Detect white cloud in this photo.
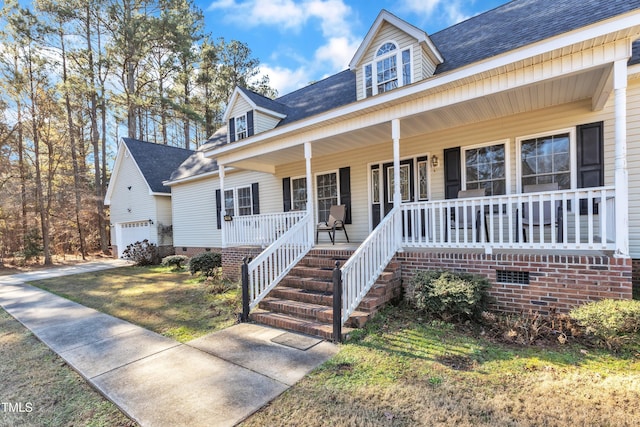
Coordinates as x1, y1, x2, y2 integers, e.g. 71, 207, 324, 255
314, 36, 361, 70
257, 65, 312, 95
399, 0, 442, 16
209, 0, 360, 95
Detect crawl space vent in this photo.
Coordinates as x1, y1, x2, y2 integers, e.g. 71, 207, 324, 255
496, 270, 530, 285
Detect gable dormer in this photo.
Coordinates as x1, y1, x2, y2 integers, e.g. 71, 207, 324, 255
349, 10, 443, 101
223, 87, 287, 143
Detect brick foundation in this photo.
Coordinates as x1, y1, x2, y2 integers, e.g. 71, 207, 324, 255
173, 246, 222, 258
396, 251, 633, 314
632, 259, 640, 299
221, 246, 264, 281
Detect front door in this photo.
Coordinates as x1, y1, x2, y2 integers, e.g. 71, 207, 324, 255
371, 158, 415, 228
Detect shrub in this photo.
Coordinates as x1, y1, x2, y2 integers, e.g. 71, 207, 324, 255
407, 270, 491, 322
189, 251, 222, 276
481, 309, 581, 346
122, 240, 159, 266
570, 299, 640, 351
162, 255, 189, 270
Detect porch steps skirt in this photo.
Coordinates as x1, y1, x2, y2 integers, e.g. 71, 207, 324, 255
250, 249, 402, 340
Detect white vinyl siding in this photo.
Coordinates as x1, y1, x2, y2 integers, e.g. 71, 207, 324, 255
108, 151, 157, 224
255, 111, 281, 134
228, 96, 252, 121
171, 171, 281, 249
626, 78, 640, 258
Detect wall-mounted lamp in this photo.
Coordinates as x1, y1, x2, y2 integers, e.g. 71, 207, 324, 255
431, 155, 439, 168
127, 186, 132, 190
148, 219, 154, 224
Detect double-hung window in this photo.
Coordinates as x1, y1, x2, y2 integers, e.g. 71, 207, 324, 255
237, 186, 252, 216
291, 177, 307, 211
224, 190, 235, 216
364, 42, 412, 97
316, 172, 338, 223
235, 115, 247, 140
464, 142, 507, 196
519, 130, 573, 190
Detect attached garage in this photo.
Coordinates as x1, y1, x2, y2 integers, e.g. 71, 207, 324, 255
114, 221, 153, 258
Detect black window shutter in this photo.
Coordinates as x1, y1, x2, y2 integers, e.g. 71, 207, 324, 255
215, 189, 221, 229
443, 147, 461, 199
229, 119, 235, 143
247, 111, 254, 137
251, 182, 260, 214
282, 177, 291, 212
577, 121, 604, 214
339, 167, 352, 224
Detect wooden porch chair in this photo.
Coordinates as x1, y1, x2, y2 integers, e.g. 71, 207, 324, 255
316, 205, 349, 245
452, 188, 487, 242
520, 182, 563, 242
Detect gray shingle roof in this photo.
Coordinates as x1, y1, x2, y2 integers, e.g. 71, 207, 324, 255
238, 86, 288, 116
122, 138, 193, 193
431, 0, 640, 74
169, 151, 219, 182
218, 0, 639, 145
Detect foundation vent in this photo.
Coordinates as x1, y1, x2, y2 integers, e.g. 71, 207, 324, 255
496, 270, 530, 285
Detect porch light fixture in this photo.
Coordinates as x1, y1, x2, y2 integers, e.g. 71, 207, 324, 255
431, 155, 439, 168
148, 219, 154, 224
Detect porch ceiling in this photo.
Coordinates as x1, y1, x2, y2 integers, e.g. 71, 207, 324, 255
228, 65, 609, 170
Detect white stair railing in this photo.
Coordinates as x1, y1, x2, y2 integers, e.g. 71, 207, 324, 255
225, 211, 307, 247
246, 213, 314, 310
340, 206, 401, 325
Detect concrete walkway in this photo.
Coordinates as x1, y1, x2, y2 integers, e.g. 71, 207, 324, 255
0, 261, 338, 426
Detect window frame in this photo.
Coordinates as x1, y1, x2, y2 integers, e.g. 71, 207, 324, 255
314, 169, 340, 223
290, 175, 308, 211
362, 41, 413, 97
236, 185, 253, 216
235, 114, 247, 140
223, 189, 235, 217
515, 128, 576, 193
461, 139, 511, 196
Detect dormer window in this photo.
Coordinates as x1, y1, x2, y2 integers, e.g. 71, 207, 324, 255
235, 115, 247, 140
364, 42, 412, 97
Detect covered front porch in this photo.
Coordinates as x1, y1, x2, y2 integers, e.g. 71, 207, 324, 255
209, 39, 634, 329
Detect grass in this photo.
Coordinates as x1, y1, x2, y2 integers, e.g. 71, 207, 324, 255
28, 265, 240, 342
9, 265, 640, 425
0, 309, 136, 427
241, 306, 640, 427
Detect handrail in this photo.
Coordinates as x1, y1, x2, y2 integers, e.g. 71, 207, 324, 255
247, 213, 313, 310
340, 206, 401, 325
225, 211, 307, 247
399, 186, 615, 251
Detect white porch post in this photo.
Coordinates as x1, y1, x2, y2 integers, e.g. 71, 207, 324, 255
219, 165, 227, 249
305, 142, 314, 242
392, 119, 402, 249
613, 59, 629, 258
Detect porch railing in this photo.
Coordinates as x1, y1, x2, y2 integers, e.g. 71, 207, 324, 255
399, 186, 616, 251
246, 212, 314, 310
225, 211, 307, 247
340, 205, 401, 325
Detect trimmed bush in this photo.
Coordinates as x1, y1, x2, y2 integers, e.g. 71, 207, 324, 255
189, 251, 222, 276
162, 255, 189, 270
407, 270, 491, 322
122, 240, 159, 266
570, 299, 640, 351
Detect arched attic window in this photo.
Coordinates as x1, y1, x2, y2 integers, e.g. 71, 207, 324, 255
364, 41, 412, 97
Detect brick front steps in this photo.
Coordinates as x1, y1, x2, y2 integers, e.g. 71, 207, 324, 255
250, 249, 402, 341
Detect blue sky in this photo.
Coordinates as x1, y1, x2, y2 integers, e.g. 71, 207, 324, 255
196, 0, 507, 95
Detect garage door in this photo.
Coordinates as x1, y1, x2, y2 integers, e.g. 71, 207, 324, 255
115, 221, 152, 258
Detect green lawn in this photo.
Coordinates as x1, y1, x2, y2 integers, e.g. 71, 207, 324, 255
12, 266, 640, 426
242, 307, 640, 427
29, 265, 240, 342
